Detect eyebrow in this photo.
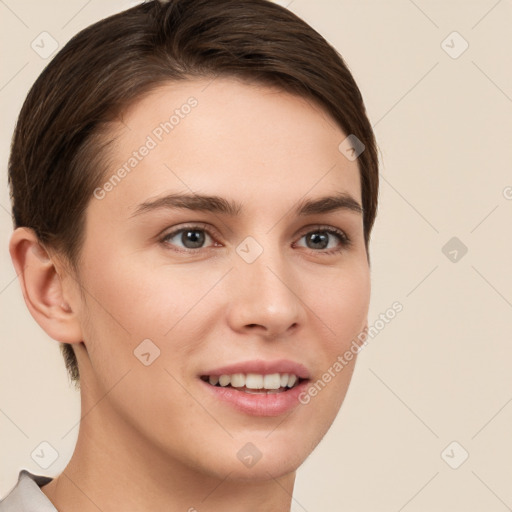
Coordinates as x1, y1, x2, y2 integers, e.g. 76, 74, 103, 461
130, 191, 363, 218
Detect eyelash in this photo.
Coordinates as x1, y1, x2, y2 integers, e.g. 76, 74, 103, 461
159, 223, 352, 255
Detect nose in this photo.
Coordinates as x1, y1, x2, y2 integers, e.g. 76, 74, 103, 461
225, 244, 305, 339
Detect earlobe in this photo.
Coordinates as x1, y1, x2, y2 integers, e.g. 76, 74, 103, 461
9, 227, 83, 344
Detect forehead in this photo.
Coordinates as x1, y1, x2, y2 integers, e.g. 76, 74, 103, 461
92, 77, 362, 220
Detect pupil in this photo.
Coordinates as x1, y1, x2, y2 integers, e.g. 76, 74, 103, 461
182, 230, 205, 248
308, 232, 328, 249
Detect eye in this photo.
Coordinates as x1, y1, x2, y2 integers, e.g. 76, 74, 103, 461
295, 227, 351, 254
160, 224, 218, 251
159, 223, 351, 254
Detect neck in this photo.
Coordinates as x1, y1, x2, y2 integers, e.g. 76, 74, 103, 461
41, 385, 296, 512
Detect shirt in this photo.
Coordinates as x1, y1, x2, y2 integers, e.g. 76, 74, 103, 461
0, 470, 57, 511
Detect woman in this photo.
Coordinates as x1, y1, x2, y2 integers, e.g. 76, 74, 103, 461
2, 0, 378, 510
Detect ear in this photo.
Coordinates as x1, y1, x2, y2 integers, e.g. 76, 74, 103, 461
9, 227, 83, 344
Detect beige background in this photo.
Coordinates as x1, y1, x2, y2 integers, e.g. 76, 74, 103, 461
1, 0, 511, 510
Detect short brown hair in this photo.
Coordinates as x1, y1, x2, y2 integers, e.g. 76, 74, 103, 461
8, 0, 379, 386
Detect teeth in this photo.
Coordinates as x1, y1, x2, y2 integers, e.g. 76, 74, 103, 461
205, 373, 301, 390
231, 373, 245, 388
245, 373, 263, 389
219, 375, 231, 387
244, 388, 263, 394
287, 374, 297, 388
263, 374, 281, 389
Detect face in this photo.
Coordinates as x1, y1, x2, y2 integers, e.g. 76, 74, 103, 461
72, 77, 370, 480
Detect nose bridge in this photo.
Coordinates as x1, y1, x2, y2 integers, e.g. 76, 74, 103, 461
228, 235, 302, 335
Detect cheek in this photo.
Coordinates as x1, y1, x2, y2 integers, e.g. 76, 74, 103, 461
78, 251, 226, 380
303, 263, 369, 406
82, 243, 188, 332
310, 263, 371, 348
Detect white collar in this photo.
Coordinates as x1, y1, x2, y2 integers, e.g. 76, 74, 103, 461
0, 470, 56, 512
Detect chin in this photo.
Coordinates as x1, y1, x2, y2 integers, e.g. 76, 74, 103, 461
189, 421, 327, 482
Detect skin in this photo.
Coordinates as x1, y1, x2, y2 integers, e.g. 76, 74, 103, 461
10, 77, 371, 512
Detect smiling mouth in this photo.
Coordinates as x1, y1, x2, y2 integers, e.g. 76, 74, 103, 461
200, 373, 306, 394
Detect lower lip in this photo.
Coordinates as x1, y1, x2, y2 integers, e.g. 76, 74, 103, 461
199, 378, 309, 417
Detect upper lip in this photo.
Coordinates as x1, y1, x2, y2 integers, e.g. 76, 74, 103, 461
200, 359, 310, 379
